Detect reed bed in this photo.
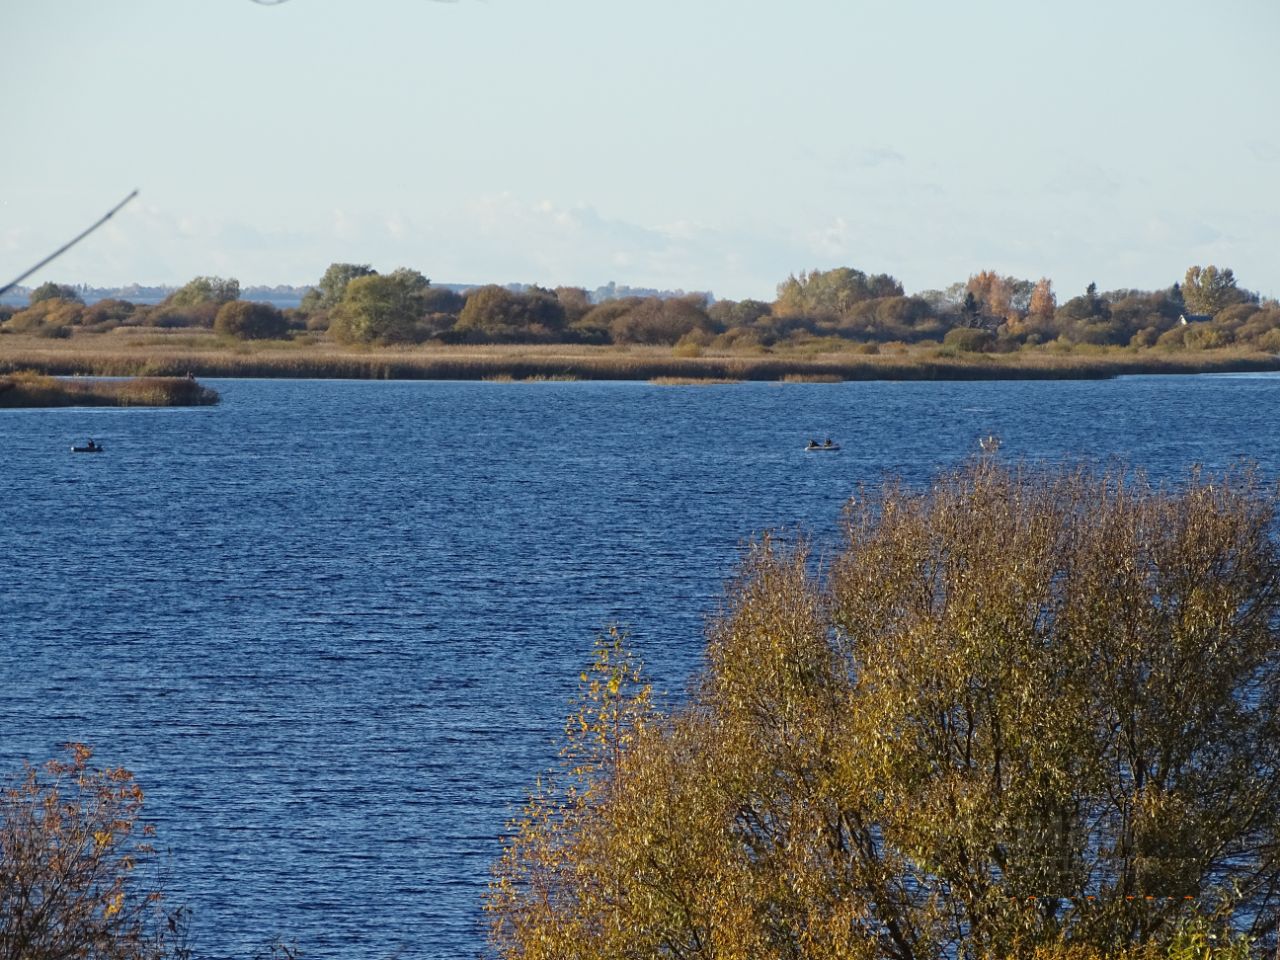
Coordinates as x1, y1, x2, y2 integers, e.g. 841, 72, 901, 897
780, 373, 845, 383
650, 377, 744, 386
0, 371, 220, 407
2, 332, 1277, 383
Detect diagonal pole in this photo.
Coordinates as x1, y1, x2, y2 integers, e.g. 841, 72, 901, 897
0, 189, 139, 298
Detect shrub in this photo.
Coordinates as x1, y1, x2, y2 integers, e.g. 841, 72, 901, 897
1129, 326, 1160, 348
489, 461, 1280, 960
214, 300, 289, 340
82, 298, 140, 330
943, 326, 995, 352
672, 330, 709, 357
1183, 324, 1230, 349
5, 298, 84, 332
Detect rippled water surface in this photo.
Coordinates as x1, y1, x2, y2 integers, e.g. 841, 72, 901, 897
2, 375, 1278, 958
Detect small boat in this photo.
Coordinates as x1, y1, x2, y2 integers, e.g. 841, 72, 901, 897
71, 441, 103, 453
806, 440, 841, 452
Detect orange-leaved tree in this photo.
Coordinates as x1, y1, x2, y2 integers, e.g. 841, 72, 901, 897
0, 744, 187, 960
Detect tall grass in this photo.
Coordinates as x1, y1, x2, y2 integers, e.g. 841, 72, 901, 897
0, 372, 219, 408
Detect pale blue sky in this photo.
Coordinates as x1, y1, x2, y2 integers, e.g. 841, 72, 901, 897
4, 0, 1277, 301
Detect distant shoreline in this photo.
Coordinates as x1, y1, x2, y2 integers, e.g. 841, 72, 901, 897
2, 333, 1277, 383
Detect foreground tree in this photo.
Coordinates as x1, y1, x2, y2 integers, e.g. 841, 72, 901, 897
489, 461, 1280, 959
0, 744, 186, 960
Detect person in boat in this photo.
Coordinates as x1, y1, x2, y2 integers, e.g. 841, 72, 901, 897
823, 438, 833, 447
808, 438, 819, 449
86, 438, 97, 451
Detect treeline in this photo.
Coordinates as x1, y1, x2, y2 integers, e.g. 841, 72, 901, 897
3, 262, 1278, 354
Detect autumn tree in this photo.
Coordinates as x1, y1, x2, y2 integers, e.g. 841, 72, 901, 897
607, 295, 713, 345
1029, 277, 1056, 319
4, 297, 85, 333
1183, 265, 1244, 316
490, 461, 1280, 960
0, 744, 186, 960
454, 285, 567, 342
553, 286, 594, 325
966, 270, 1014, 319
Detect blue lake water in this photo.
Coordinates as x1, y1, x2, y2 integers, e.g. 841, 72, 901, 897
1, 375, 1278, 959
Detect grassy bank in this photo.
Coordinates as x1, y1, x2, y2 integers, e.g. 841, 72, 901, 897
1, 329, 1277, 382
0, 371, 220, 408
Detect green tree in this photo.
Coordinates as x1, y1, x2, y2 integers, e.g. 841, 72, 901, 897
214, 300, 289, 340
1, 744, 187, 960
489, 461, 1280, 960
29, 281, 83, 305
329, 268, 430, 343
167, 276, 239, 309
1183, 265, 1243, 315
708, 298, 773, 328
1057, 282, 1110, 323
774, 267, 903, 318
300, 263, 376, 313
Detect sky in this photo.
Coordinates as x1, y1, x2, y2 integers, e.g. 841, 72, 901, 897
3, 0, 1278, 302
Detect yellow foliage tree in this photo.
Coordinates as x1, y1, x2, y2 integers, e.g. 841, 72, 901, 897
489, 462, 1280, 960
1029, 278, 1057, 320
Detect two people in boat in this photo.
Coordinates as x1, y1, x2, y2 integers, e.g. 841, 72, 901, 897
807, 438, 836, 449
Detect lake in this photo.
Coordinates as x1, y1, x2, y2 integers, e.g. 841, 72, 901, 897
1, 375, 1277, 959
